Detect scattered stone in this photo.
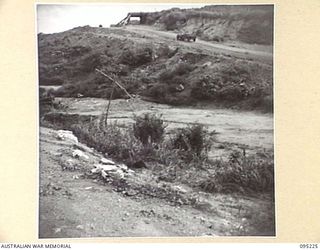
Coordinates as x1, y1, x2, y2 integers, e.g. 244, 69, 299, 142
73, 143, 94, 154
200, 217, 205, 223
62, 159, 78, 171
118, 164, 128, 171
123, 190, 138, 196
108, 169, 125, 180
101, 170, 108, 179
84, 187, 93, 190
76, 225, 84, 230
72, 149, 89, 160
56, 130, 78, 144
72, 175, 79, 179
172, 185, 187, 194
52, 185, 61, 191
140, 209, 156, 217
100, 158, 115, 165
93, 163, 118, 172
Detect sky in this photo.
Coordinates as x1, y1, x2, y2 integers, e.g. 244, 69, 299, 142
37, 3, 207, 34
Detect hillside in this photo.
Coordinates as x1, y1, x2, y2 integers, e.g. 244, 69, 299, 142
38, 5, 273, 112
143, 5, 274, 45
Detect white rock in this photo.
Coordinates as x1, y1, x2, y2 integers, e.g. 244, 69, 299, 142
101, 170, 108, 179
127, 169, 135, 174
118, 164, 128, 171
72, 149, 89, 160
76, 225, 84, 230
108, 169, 125, 179
57, 130, 78, 144
172, 185, 187, 194
91, 167, 101, 174
100, 158, 115, 165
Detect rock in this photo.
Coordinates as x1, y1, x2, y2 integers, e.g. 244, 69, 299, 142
127, 169, 135, 174
100, 158, 115, 165
202, 61, 212, 67
73, 143, 94, 154
91, 167, 101, 174
93, 163, 118, 172
101, 170, 108, 179
108, 169, 125, 179
200, 217, 205, 223
123, 190, 138, 196
118, 164, 128, 171
56, 130, 78, 144
172, 185, 187, 194
54, 228, 61, 234
62, 159, 77, 171
72, 149, 89, 160
52, 185, 61, 191
76, 225, 84, 230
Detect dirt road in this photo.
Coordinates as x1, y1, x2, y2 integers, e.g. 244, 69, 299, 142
123, 25, 273, 64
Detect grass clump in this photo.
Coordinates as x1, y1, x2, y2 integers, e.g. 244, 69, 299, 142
200, 151, 274, 194
71, 119, 144, 164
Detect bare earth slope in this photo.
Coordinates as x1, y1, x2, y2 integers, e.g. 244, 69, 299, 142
38, 23, 273, 112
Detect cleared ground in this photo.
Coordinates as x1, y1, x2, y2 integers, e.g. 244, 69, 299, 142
56, 97, 273, 158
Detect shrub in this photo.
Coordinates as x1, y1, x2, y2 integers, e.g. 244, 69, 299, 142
119, 47, 153, 67
200, 151, 274, 194
171, 124, 212, 158
71, 119, 144, 164
162, 12, 187, 30
79, 53, 102, 73
159, 63, 193, 83
133, 113, 166, 145
211, 35, 224, 42
144, 84, 169, 100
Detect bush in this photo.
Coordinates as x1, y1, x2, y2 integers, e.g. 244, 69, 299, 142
200, 151, 274, 194
71, 119, 144, 164
119, 47, 153, 67
144, 84, 169, 100
133, 113, 166, 145
159, 63, 193, 83
171, 124, 212, 158
162, 12, 187, 30
211, 35, 224, 42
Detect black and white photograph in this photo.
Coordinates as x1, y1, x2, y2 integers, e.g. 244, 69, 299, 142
38, 3, 275, 238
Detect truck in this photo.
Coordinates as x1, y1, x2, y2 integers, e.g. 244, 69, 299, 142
176, 33, 196, 42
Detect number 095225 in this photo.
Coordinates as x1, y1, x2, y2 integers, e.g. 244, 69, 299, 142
300, 244, 318, 249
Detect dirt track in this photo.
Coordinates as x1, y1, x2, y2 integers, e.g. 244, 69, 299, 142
123, 25, 273, 64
